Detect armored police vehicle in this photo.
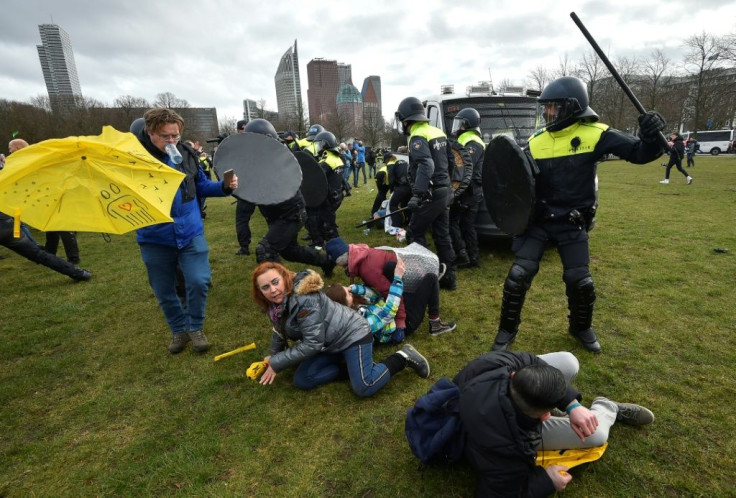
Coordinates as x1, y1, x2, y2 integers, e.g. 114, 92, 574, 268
424, 82, 542, 238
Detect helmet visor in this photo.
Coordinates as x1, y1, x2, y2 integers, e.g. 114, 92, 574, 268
451, 116, 465, 136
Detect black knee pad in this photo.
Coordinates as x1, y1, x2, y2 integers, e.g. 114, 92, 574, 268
506, 261, 537, 292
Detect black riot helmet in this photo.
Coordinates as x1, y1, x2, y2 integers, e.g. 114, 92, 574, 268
539, 76, 598, 132
395, 97, 429, 135
306, 124, 325, 141
130, 117, 145, 135
244, 118, 279, 140
314, 130, 339, 153
451, 107, 481, 136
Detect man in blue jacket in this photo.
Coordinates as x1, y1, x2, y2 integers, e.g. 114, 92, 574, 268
135, 108, 238, 354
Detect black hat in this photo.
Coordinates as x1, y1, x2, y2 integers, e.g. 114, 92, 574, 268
383, 151, 395, 163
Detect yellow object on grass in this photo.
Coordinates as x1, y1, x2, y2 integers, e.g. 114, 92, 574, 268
246, 361, 268, 380
214, 342, 256, 362
536, 443, 608, 469
0, 126, 185, 234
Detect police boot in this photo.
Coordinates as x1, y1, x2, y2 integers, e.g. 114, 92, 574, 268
255, 240, 281, 264
567, 277, 601, 354
492, 281, 527, 351
439, 265, 457, 291
455, 250, 470, 268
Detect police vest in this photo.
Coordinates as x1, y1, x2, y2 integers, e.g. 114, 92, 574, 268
408, 122, 451, 191
529, 121, 609, 216
375, 162, 388, 185
458, 131, 485, 184
320, 151, 345, 192
303, 141, 320, 157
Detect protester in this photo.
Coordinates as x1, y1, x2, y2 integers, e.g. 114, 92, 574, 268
325, 237, 456, 337
325, 256, 407, 344
134, 108, 238, 354
659, 132, 692, 185
685, 136, 698, 167
251, 261, 430, 396
491, 76, 666, 354
353, 140, 367, 186
452, 350, 654, 496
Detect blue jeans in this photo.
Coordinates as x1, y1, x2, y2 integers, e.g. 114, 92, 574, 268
140, 235, 211, 334
292, 340, 391, 397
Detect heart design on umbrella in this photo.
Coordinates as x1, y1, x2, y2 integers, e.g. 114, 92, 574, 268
119, 202, 133, 212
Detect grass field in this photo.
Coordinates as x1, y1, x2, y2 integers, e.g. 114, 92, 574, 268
1, 154, 735, 497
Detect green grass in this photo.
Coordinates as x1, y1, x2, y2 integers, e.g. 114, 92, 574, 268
2, 155, 735, 497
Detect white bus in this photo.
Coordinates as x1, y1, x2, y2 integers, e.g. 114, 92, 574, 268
684, 129, 734, 155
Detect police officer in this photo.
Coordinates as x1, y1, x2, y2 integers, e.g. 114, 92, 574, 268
369, 150, 390, 223
234, 119, 256, 255
311, 130, 346, 246
297, 124, 324, 157
395, 96, 457, 290
386, 151, 412, 228
491, 76, 666, 354
245, 119, 335, 276
450, 107, 485, 269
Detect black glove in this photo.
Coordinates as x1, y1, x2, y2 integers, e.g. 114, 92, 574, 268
407, 194, 423, 211
638, 111, 666, 143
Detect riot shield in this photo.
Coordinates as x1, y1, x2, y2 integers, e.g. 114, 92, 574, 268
294, 151, 328, 208
214, 132, 301, 205
482, 135, 536, 236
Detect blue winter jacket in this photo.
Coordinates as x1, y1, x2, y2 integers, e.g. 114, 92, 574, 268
135, 131, 229, 248
354, 143, 365, 163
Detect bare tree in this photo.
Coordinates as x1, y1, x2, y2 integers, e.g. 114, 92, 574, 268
554, 53, 574, 78
257, 99, 267, 118
575, 50, 606, 109
594, 56, 640, 132
526, 65, 550, 92
639, 49, 672, 111
327, 106, 352, 143
361, 106, 385, 147
153, 92, 190, 109
219, 116, 237, 135
682, 32, 724, 130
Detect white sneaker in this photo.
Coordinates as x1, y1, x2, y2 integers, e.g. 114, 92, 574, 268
687, 176, 693, 185
659, 179, 669, 184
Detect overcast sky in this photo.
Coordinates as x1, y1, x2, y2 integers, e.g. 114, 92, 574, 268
2, 0, 734, 126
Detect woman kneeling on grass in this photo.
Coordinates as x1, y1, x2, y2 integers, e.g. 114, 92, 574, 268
252, 261, 430, 396
325, 256, 406, 344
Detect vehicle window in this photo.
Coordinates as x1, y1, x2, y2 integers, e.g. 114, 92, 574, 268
427, 105, 440, 128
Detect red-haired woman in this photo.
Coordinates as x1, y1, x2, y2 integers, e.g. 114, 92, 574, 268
251, 261, 430, 396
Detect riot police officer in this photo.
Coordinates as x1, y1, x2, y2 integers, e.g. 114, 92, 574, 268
386, 152, 412, 228
310, 130, 346, 247
491, 76, 666, 354
395, 97, 456, 290
297, 124, 324, 157
245, 119, 335, 276
234, 119, 256, 255
450, 107, 485, 268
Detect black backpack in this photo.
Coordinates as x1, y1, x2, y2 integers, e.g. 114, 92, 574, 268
405, 377, 466, 465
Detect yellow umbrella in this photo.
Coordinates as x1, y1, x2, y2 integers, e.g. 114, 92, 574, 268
0, 126, 185, 234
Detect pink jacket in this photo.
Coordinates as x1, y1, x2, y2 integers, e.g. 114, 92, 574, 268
347, 244, 405, 328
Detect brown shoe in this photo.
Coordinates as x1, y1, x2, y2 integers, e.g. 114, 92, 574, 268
188, 330, 210, 353
168, 333, 190, 354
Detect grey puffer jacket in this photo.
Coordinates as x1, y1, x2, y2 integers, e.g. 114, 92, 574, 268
268, 270, 371, 372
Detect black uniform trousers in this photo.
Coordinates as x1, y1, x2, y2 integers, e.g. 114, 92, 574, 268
449, 187, 480, 264
407, 186, 455, 267
1, 218, 86, 279
389, 184, 412, 228
44, 231, 80, 264
257, 212, 326, 267
370, 183, 391, 220
235, 198, 256, 250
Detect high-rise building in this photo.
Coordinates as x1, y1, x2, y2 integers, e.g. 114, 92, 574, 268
37, 24, 83, 109
307, 58, 341, 124
274, 40, 303, 122
337, 63, 353, 87
337, 83, 363, 136
361, 76, 382, 115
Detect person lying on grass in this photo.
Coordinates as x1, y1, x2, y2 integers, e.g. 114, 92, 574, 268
251, 261, 430, 396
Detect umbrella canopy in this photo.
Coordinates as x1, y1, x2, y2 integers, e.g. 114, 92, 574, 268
0, 126, 185, 234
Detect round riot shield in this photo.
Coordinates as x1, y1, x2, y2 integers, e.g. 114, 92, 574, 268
482, 135, 536, 236
214, 132, 301, 205
294, 151, 328, 208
